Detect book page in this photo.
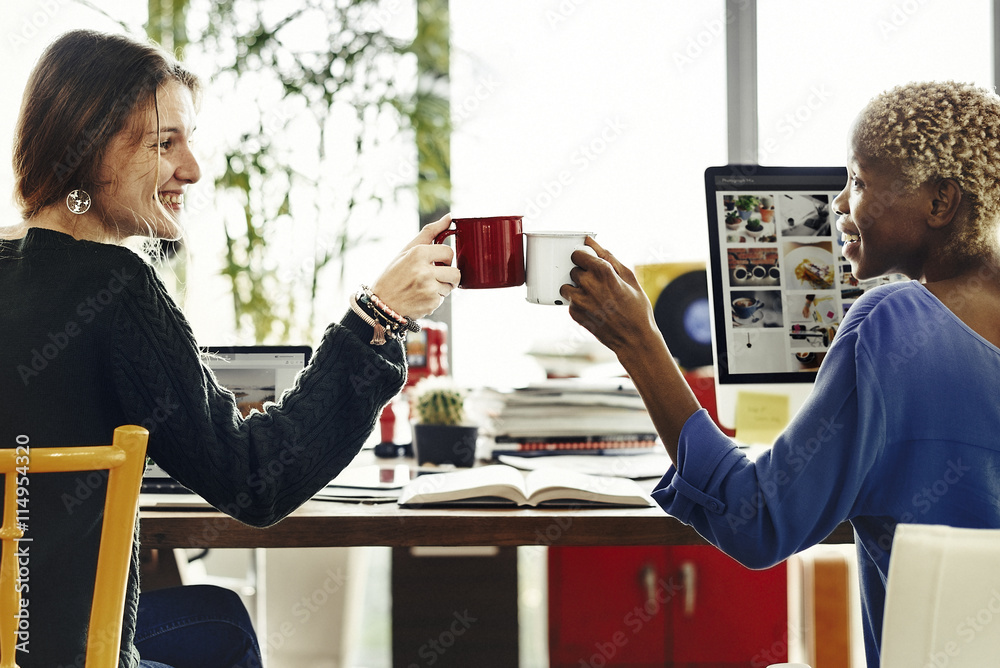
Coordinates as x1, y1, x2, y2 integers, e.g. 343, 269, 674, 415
398, 465, 529, 505
523, 468, 652, 507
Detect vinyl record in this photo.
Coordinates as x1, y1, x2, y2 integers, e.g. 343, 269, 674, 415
652, 270, 713, 370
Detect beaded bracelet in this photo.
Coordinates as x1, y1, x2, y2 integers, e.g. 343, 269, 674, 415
360, 294, 415, 341
351, 290, 414, 344
360, 285, 421, 334
363, 285, 406, 324
349, 293, 387, 345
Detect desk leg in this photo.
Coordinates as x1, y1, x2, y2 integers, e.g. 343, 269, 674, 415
139, 548, 184, 591
392, 546, 518, 667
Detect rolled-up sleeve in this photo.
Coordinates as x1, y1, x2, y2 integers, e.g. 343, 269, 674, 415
652, 410, 744, 520
650, 312, 884, 570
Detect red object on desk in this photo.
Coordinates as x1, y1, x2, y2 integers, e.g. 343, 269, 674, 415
379, 320, 449, 444
404, 320, 448, 387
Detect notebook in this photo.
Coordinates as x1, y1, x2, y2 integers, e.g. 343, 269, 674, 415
140, 345, 312, 499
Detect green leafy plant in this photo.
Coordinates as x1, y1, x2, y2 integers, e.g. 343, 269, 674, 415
746, 217, 763, 231
735, 195, 760, 211
190, 0, 451, 342
80, 0, 453, 343
412, 378, 466, 426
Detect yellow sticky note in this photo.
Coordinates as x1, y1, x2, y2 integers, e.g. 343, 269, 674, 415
735, 391, 789, 445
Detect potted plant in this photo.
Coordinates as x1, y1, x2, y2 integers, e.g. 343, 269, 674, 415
745, 217, 764, 239
735, 195, 760, 220
759, 205, 774, 223
410, 377, 478, 466
725, 209, 742, 230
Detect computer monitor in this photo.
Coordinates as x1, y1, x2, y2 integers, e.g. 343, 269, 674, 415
704, 165, 905, 438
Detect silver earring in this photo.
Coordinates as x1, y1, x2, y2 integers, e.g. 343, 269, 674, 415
66, 189, 92, 215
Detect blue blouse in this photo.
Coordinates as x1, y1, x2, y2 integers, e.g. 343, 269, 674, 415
652, 281, 1000, 666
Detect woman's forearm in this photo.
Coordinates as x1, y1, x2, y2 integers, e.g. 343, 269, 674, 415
614, 328, 701, 463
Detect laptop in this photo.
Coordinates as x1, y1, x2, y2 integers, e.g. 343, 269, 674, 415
141, 345, 312, 498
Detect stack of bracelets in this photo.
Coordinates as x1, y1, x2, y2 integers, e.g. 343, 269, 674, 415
349, 285, 421, 345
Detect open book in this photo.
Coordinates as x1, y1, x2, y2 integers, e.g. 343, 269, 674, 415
397, 464, 653, 508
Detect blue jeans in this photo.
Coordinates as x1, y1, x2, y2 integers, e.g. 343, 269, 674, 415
135, 584, 263, 668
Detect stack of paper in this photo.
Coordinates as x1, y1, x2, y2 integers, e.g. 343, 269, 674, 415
479, 377, 659, 457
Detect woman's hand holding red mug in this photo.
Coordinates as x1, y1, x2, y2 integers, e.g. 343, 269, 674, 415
371, 214, 461, 319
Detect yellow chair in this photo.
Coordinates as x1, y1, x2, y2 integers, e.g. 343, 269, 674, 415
0, 425, 149, 668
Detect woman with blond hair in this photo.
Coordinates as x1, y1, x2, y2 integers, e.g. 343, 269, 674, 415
563, 81, 1000, 667
0, 29, 458, 667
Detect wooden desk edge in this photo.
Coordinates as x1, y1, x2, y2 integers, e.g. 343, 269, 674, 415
139, 505, 856, 550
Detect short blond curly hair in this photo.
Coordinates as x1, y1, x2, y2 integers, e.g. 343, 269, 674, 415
854, 81, 1000, 256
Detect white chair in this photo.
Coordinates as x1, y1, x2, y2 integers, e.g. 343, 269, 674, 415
880, 524, 1000, 667
769, 524, 1000, 668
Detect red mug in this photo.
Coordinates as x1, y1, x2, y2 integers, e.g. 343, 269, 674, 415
434, 216, 526, 289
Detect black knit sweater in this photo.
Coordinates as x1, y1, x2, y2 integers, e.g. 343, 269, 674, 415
0, 228, 406, 667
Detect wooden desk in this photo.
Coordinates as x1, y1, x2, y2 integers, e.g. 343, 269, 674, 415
139, 501, 856, 549
140, 501, 855, 666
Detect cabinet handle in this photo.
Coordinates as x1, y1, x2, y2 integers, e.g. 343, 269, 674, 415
640, 563, 658, 610
680, 560, 697, 617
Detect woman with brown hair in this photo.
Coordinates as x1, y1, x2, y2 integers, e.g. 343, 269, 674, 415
0, 29, 458, 667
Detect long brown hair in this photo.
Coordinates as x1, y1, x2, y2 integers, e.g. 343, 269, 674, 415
12, 30, 200, 222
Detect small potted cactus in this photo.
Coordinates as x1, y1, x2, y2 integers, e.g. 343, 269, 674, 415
410, 377, 478, 466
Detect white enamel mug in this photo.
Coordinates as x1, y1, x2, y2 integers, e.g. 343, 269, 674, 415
524, 231, 595, 306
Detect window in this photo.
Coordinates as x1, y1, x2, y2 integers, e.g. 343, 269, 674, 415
449, 1, 728, 386
756, 0, 992, 165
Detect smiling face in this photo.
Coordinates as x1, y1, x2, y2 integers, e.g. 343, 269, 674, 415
96, 80, 201, 240
832, 123, 936, 281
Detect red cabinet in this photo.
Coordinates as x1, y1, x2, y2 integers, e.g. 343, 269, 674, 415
549, 546, 787, 667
